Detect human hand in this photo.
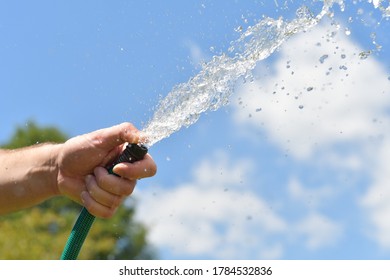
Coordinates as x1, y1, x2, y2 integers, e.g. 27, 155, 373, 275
56, 123, 156, 218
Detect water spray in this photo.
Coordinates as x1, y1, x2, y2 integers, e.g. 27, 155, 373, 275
60, 143, 148, 260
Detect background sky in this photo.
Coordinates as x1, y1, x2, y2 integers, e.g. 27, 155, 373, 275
1, 0, 390, 259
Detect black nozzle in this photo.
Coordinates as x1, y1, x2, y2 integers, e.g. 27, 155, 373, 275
107, 143, 148, 175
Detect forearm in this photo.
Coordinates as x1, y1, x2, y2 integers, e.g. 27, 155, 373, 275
0, 144, 60, 215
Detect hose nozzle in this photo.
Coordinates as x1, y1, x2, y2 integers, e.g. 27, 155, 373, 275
107, 143, 148, 175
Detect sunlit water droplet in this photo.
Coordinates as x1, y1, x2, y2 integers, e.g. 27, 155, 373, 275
359, 50, 372, 60
234, 25, 243, 32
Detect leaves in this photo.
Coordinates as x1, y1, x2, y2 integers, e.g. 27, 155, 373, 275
1, 120, 67, 149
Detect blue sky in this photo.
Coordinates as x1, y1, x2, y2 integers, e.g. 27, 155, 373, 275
1, 1, 390, 260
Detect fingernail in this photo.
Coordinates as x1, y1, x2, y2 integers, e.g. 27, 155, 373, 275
112, 163, 126, 176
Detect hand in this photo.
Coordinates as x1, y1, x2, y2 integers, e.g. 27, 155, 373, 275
56, 122, 157, 218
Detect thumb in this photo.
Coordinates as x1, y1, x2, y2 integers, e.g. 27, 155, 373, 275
88, 122, 140, 151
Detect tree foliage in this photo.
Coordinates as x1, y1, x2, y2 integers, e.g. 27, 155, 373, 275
1, 120, 68, 149
0, 121, 156, 260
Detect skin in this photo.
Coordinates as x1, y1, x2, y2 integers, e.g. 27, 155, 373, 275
0, 122, 157, 218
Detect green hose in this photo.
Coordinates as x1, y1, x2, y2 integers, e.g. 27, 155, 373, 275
60, 143, 148, 260
60, 207, 95, 260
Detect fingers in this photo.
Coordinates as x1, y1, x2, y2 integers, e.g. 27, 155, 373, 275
94, 167, 137, 196
82, 167, 137, 219
112, 154, 157, 179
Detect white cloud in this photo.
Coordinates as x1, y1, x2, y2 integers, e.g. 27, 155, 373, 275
135, 151, 345, 259
294, 212, 343, 250
286, 178, 344, 249
135, 151, 287, 259
287, 178, 336, 209
360, 140, 390, 247
183, 40, 209, 68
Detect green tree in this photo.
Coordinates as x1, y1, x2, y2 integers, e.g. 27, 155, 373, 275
0, 121, 156, 260
1, 120, 67, 149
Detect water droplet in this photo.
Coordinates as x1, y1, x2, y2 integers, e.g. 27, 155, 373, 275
388, 76, 390, 81
329, 31, 337, 38
341, 54, 346, 59
234, 25, 243, 32
298, 105, 304, 109
307, 86, 314, 92
345, 28, 351, 36
166, 156, 171, 161
319, 54, 329, 64
339, 65, 348, 70
255, 108, 262, 112
359, 50, 372, 60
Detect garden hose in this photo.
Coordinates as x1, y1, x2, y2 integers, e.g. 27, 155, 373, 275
60, 143, 148, 260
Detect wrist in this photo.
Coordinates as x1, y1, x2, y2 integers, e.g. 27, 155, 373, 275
26, 143, 62, 198
47, 143, 62, 197
0, 143, 63, 214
